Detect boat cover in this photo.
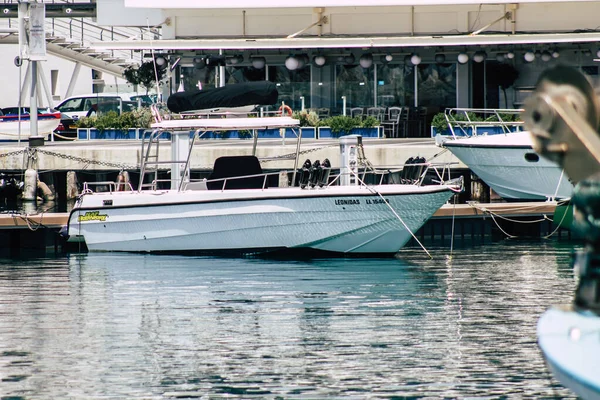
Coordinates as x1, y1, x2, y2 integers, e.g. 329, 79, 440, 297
166, 81, 279, 113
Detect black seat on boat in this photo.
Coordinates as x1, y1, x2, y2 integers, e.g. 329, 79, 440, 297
207, 155, 267, 190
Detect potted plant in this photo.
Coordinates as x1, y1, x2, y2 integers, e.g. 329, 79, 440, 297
318, 115, 380, 139
77, 108, 153, 140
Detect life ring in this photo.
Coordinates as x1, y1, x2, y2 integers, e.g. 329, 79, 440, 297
278, 105, 293, 117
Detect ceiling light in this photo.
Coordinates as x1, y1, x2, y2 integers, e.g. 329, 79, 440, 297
435, 53, 446, 63
552, 49, 560, 58
410, 54, 421, 65
457, 53, 469, 64
251, 56, 265, 69
154, 56, 167, 67
506, 51, 515, 59
313, 55, 326, 67
344, 54, 355, 65
541, 51, 552, 62
359, 53, 373, 68
473, 51, 487, 63
285, 55, 299, 70
524, 51, 535, 62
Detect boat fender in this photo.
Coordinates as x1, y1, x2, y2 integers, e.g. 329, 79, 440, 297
116, 171, 130, 191
318, 158, 332, 187
37, 181, 55, 202
299, 159, 312, 188
308, 160, 321, 188
278, 104, 293, 117
22, 169, 38, 202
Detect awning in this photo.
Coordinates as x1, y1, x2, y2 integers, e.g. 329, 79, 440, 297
124, 0, 599, 8
92, 31, 600, 51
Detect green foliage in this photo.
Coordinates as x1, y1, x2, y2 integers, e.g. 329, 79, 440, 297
321, 115, 361, 135
360, 115, 380, 128
76, 108, 153, 132
292, 110, 320, 127
123, 61, 167, 93
431, 112, 449, 132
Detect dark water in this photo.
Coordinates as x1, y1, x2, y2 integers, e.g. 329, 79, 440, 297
0, 240, 580, 399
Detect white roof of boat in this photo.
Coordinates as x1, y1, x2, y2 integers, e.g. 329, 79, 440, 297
151, 116, 300, 130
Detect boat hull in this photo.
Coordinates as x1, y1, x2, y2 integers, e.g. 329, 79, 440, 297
67, 184, 455, 255
0, 113, 61, 141
537, 306, 600, 400
443, 132, 573, 200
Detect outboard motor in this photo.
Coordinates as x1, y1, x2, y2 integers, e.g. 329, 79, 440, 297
411, 156, 426, 183
308, 160, 321, 188
401, 157, 415, 184
318, 158, 332, 187
298, 159, 312, 189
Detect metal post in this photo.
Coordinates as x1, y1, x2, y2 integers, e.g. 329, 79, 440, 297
30, 61, 38, 138
219, 49, 225, 87
342, 96, 347, 116
300, 96, 305, 111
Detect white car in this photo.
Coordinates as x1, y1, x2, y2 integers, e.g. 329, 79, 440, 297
54, 93, 153, 120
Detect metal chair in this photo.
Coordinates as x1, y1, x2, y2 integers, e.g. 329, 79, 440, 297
317, 108, 330, 118
381, 106, 402, 138
397, 107, 411, 137
366, 106, 385, 121
350, 107, 364, 118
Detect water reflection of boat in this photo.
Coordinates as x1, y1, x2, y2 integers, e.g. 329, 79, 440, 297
66, 82, 462, 256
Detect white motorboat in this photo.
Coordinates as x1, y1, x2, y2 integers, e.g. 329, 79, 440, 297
439, 131, 573, 200
0, 111, 61, 141
537, 305, 600, 400
66, 115, 461, 256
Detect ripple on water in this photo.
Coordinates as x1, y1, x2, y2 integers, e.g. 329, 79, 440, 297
0, 240, 581, 398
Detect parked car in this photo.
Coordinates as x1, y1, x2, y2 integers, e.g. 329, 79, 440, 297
53, 113, 78, 141
54, 93, 147, 120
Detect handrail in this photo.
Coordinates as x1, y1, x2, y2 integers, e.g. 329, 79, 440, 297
443, 107, 524, 139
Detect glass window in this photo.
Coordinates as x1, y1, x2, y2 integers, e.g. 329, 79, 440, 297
267, 65, 310, 111
179, 65, 267, 93
417, 63, 457, 110
376, 64, 414, 108
335, 64, 374, 112
57, 98, 84, 112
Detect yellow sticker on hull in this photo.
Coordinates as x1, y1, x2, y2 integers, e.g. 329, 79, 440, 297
77, 211, 108, 222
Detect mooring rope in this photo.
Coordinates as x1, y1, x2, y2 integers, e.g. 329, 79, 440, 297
350, 169, 433, 258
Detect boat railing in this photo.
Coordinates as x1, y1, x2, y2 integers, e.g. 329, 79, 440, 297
443, 107, 524, 139
82, 181, 135, 194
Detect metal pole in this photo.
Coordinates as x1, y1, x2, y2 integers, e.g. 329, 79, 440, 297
30, 61, 38, 137
342, 96, 347, 116
219, 49, 225, 87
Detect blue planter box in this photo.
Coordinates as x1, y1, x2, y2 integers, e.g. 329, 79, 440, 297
78, 128, 141, 140
318, 127, 381, 139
